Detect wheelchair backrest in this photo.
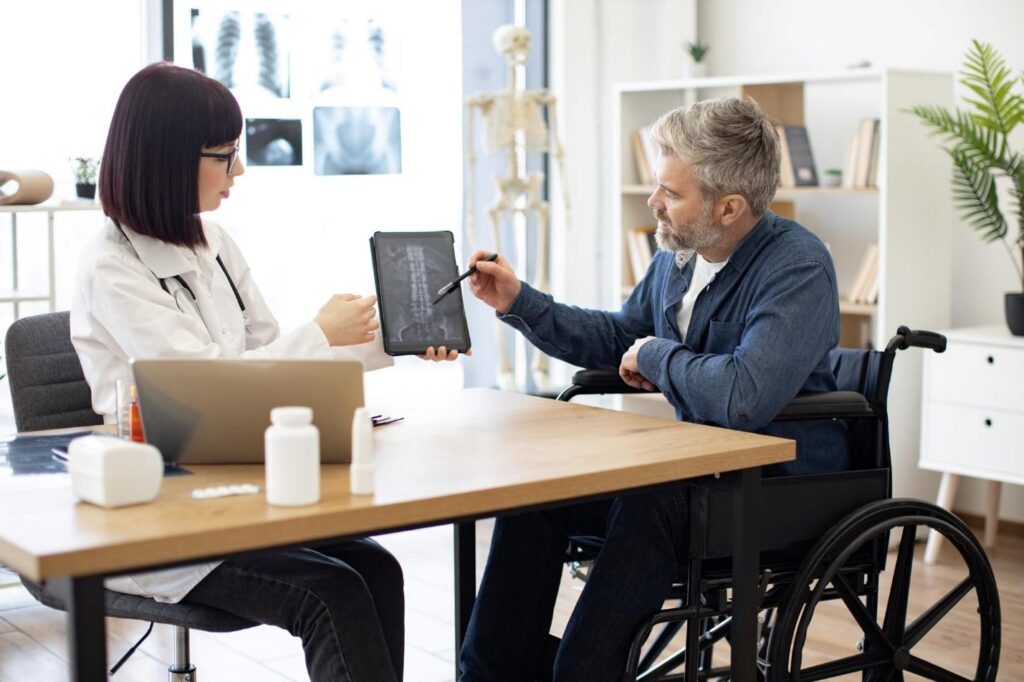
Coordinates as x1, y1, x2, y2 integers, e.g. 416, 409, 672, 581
828, 346, 893, 472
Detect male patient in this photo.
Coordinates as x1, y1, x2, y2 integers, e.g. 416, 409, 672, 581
459, 97, 849, 680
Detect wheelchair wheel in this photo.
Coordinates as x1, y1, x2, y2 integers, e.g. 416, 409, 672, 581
766, 499, 999, 681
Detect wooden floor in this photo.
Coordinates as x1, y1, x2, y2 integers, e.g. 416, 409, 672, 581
0, 520, 1019, 681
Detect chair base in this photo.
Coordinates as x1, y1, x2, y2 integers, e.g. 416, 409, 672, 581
168, 664, 196, 682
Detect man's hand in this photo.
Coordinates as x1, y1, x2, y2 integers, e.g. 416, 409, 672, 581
619, 336, 658, 391
467, 250, 521, 314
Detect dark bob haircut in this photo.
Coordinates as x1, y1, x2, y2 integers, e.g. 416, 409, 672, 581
100, 62, 242, 248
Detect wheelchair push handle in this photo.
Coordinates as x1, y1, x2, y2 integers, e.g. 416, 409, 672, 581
892, 326, 947, 353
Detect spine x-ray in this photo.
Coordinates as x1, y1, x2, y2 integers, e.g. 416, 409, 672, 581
370, 232, 470, 356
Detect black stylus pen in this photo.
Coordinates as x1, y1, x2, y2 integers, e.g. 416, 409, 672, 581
432, 253, 499, 304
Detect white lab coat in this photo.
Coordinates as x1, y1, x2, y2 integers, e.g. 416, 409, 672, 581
71, 217, 392, 602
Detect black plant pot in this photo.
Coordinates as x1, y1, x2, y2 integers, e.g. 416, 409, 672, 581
75, 183, 96, 200
1006, 292, 1024, 336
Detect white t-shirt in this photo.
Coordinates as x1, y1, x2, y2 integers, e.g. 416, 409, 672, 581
675, 255, 730, 340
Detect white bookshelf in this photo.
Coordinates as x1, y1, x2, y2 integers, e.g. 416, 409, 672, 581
611, 69, 955, 499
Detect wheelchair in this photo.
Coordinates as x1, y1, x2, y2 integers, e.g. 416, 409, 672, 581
555, 327, 1000, 681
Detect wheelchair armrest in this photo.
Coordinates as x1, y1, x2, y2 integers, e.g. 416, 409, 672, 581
773, 391, 875, 421
555, 369, 651, 401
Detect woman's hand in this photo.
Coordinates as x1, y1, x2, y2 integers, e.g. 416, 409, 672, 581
467, 251, 521, 315
315, 294, 380, 346
420, 346, 472, 362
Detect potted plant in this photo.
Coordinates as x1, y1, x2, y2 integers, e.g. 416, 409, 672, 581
911, 39, 1024, 335
823, 168, 843, 188
683, 41, 709, 79
71, 156, 100, 200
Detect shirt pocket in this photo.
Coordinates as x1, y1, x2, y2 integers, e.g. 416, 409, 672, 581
706, 320, 744, 354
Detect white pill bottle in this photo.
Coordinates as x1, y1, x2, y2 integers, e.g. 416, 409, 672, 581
265, 406, 320, 506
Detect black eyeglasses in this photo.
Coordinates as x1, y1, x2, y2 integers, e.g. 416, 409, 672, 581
200, 144, 240, 175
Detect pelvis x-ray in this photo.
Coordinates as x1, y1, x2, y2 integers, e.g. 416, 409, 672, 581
314, 106, 402, 175
191, 9, 292, 99
374, 236, 467, 351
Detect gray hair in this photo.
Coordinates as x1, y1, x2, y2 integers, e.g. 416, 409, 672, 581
649, 97, 780, 216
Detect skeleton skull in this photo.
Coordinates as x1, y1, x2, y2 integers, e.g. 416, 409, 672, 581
492, 24, 531, 63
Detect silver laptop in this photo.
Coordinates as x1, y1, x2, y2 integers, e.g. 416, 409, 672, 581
130, 359, 363, 465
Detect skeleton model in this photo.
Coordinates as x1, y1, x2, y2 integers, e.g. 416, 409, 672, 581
465, 24, 570, 391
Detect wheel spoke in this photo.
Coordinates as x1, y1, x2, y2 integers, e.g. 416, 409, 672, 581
797, 653, 888, 681
833, 572, 893, 653
904, 576, 975, 649
882, 524, 916, 641
906, 654, 973, 682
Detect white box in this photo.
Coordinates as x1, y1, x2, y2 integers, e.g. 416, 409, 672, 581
67, 436, 163, 508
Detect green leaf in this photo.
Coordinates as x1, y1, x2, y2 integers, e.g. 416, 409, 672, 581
958, 40, 1024, 138
950, 149, 1007, 243
909, 104, 1004, 168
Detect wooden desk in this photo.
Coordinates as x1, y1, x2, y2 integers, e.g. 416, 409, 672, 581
0, 388, 793, 681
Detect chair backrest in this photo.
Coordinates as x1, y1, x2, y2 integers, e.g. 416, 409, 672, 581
4, 312, 102, 432
828, 346, 892, 471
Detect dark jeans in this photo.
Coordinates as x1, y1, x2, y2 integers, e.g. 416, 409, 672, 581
183, 538, 404, 682
459, 487, 690, 682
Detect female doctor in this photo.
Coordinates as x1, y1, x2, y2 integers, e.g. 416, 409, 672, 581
71, 62, 459, 681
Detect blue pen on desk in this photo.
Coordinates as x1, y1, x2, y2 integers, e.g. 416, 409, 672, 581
432, 253, 499, 304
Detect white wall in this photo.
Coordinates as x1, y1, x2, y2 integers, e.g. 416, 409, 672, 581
699, 0, 1024, 522
549, 0, 697, 310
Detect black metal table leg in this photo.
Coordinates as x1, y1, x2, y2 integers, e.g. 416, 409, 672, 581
730, 467, 761, 681
52, 575, 107, 682
454, 521, 476, 678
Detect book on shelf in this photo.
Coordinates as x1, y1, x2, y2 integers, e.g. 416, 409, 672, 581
847, 242, 879, 305
631, 130, 653, 185
630, 126, 660, 186
781, 125, 818, 186
626, 225, 657, 283
844, 118, 880, 189
776, 126, 796, 187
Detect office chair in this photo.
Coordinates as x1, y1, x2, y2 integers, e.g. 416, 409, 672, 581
4, 311, 257, 680
555, 327, 1001, 681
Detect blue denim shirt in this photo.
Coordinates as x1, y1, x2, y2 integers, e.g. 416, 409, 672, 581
500, 211, 849, 476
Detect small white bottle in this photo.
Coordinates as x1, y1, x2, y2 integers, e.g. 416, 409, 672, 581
350, 407, 375, 495
265, 406, 320, 506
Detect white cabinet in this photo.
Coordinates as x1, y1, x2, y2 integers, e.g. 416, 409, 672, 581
612, 70, 955, 499
920, 326, 1024, 562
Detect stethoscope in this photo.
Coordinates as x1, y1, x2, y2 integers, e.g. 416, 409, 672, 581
116, 223, 251, 332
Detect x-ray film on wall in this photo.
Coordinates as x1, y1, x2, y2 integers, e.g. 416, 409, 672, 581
246, 118, 303, 166
189, 9, 292, 100
313, 107, 402, 175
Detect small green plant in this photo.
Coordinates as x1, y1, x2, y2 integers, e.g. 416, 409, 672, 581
685, 41, 710, 64
910, 39, 1024, 290
71, 157, 100, 185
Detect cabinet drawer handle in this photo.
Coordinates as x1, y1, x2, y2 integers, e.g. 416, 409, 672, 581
986, 355, 995, 364
984, 418, 993, 427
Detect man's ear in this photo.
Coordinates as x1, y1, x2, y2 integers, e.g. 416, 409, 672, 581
717, 193, 749, 226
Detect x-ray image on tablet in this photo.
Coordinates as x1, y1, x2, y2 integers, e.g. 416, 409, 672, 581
369, 231, 471, 356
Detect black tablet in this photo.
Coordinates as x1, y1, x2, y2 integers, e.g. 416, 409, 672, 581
369, 231, 472, 356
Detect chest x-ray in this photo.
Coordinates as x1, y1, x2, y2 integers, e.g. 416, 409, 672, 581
370, 232, 470, 355
190, 9, 291, 100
